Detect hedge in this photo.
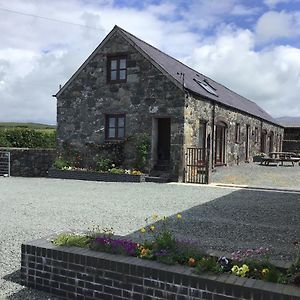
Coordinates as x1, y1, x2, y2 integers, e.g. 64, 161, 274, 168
0, 128, 56, 148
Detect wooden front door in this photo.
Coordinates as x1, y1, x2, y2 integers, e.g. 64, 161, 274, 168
157, 118, 171, 161
215, 124, 226, 165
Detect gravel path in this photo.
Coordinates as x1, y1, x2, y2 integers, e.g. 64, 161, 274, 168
0, 177, 299, 299
0, 177, 231, 299
212, 162, 300, 189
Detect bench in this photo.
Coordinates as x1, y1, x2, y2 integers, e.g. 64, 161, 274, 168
260, 156, 300, 167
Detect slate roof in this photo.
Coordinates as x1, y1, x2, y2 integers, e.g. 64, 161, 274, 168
118, 26, 280, 126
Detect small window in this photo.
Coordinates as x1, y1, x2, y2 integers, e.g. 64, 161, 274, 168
105, 115, 125, 140
193, 78, 218, 96
235, 123, 240, 143
107, 56, 127, 83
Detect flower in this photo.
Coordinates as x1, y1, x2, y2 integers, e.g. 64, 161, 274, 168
231, 264, 249, 277
188, 257, 196, 267
261, 268, 269, 276
242, 264, 249, 273
231, 265, 239, 274
150, 225, 155, 231
139, 246, 150, 258
140, 228, 146, 233
177, 214, 182, 219
152, 214, 159, 220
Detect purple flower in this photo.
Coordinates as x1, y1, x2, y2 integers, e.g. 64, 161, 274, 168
93, 236, 138, 256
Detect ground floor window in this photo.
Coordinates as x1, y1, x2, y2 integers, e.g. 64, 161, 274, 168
105, 114, 125, 140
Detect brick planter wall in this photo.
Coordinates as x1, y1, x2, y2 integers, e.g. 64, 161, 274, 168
48, 168, 145, 183
21, 238, 300, 300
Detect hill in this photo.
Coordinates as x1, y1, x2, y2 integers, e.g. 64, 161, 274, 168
0, 122, 56, 130
276, 117, 300, 127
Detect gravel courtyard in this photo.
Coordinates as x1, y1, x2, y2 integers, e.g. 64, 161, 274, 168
212, 162, 300, 190
0, 177, 299, 299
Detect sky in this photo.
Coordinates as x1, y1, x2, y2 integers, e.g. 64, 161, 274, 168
0, 0, 300, 124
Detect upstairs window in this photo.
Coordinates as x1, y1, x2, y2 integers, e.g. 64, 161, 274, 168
107, 56, 127, 82
235, 123, 241, 143
105, 114, 125, 140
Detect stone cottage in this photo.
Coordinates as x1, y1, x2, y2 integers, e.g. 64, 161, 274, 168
54, 25, 283, 182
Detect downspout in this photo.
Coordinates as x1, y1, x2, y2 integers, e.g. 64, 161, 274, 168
260, 119, 263, 152
212, 102, 215, 169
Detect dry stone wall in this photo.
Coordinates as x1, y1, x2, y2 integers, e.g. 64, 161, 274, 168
0, 148, 56, 177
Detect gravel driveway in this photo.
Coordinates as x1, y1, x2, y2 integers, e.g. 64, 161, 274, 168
0, 177, 299, 299
212, 162, 300, 189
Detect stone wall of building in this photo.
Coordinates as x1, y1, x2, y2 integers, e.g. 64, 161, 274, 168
184, 94, 284, 167
0, 148, 56, 177
57, 31, 185, 180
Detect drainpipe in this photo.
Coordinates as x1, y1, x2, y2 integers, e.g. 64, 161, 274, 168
212, 102, 215, 170
260, 119, 263, 152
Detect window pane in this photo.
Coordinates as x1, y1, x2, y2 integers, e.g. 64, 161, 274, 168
118, 117, 125, 127
110, 70, 117, 80
120, 58, 126, 69
118, 128, 125, 138
110, 60, 117, 70
109, 117, 116, 127
119, 70, 126, 80
109, 128, 115, 138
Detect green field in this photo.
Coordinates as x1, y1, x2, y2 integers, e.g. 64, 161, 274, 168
0, 122, 56, 131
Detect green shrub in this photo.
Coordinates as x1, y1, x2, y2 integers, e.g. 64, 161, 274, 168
53, 157, 71, 169
135, 134, 150, 171
109, 168, 125, 174
53, 233, 90, 248
195, 256, 223, 274
96, 158, 113, 172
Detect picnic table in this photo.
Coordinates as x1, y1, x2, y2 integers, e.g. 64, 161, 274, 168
260, 152, 300, 166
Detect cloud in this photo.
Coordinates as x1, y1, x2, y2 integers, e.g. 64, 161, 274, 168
256, 10, 300, 42
263, 0, 294, 8
185, 26, 300, 117
0, 0, 300, 124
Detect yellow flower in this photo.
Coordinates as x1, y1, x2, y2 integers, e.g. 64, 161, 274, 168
242, 264, 249, 273
152, 214, 159, 220
140, 228, 146, 233
231, 265, 239, 274
140, 247, 150, 257
177, 214, 182, 219
150, 225, 155, 231
261, 268, 269, 276
162, 216, 167, 221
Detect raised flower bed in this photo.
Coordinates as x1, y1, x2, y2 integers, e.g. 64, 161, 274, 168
48, 168, 146, 183
21, 215, 300, 300
21, 237, 300, 300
